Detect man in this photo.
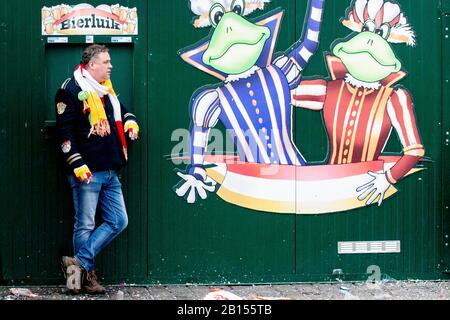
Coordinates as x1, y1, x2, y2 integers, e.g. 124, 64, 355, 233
55, 44, 139, 294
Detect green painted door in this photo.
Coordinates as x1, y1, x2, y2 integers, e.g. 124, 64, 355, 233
44, 45, 134, 126
149, 0, 298, 284
0, 0, 149, 285
442, 12, 450, 275
294, 0, 443, 281
152, 0, 445, 283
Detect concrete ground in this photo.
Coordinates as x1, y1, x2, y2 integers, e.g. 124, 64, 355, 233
1, 280, 449, 300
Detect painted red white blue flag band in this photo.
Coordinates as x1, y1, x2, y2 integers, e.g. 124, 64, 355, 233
187, 155, 424, 214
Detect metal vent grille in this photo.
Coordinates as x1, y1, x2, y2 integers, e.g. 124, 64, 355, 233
338, 241, 401, 254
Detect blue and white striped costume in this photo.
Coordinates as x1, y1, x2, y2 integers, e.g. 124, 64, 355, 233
187, 0, 325, 181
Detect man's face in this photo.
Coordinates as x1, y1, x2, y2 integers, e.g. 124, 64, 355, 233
88, 52, 113, 83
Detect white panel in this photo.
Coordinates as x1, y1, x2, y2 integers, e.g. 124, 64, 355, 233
338, 241, 401, 254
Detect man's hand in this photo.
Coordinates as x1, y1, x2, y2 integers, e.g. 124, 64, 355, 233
175, 172, 216, 203
124, 121, 139, 141
356, 171, 391, 206
128, 128, 138, 140
74, 164, 93, 184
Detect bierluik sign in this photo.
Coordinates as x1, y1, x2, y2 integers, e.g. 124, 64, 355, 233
41, 3, 138, 36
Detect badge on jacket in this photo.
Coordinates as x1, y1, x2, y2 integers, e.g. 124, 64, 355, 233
57, 102, 67, 115
61, 140, 71, 153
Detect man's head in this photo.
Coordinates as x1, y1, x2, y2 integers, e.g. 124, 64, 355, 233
81, 44, 112, 83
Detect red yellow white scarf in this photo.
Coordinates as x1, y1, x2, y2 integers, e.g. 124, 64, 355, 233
74, 64, 128, 160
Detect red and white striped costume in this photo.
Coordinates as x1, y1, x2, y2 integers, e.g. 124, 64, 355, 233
292, 55, 424, 184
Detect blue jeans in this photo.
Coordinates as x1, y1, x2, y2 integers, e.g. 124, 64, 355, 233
67, 170, 128, 271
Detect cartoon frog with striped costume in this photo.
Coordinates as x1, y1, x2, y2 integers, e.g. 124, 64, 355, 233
175, 0, 325, 203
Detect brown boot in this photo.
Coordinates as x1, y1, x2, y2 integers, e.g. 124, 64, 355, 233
61, 256, 83, 294
82, 270, 106, 295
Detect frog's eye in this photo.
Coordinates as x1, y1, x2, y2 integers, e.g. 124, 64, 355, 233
209, 3, 225, 28
375, 23, 391, 40
362, 20, 376, 33
231, 0, 245, 16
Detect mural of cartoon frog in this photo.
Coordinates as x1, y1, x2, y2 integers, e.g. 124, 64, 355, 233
175, 0, 325, 203
292, 0, 424, 206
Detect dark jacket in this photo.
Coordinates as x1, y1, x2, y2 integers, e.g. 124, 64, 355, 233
55, 77, 138, 174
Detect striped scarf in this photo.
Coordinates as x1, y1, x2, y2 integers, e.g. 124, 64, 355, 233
73, 65, 127, 160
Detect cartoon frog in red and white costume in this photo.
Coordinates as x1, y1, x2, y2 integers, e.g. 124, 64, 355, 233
292, 0, 424, 206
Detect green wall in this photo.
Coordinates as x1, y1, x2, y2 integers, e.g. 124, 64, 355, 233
0, 0, 448, 285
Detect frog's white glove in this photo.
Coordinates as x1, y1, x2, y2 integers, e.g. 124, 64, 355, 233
356, 171, 391, 206
175, 170, 217, 204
